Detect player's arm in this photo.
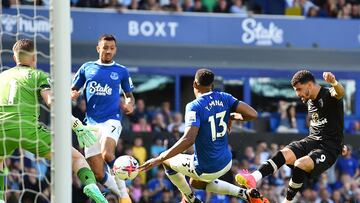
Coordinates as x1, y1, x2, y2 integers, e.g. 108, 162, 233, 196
323, 72, 345, 100
71, 65, 87, 100
233, 101, 258, 121
139, 126, 198, 171
121, 92, 135, 115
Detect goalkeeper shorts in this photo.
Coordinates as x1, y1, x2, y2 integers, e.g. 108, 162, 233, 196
0, 119, 51, 157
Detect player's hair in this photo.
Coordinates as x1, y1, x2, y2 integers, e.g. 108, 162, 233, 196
195, 68, 214, 87
98, 34, 117, 44
291, 70, 315, 86
12, 39, 34, 61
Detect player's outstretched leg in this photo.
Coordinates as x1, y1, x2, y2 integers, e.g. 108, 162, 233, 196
72, 148, 108, 203
193, 178, 269, 203
163, 166, 201, 203
236, 151, 286, 188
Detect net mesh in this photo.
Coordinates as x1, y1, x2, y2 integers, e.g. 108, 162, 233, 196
0, 2, 51, 202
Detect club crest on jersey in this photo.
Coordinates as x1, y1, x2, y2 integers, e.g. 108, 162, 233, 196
89, 81, 113, 96
110, 72, 119, 80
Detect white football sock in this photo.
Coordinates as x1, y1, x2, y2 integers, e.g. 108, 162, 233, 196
103, 172, 122, 197
206, 179, 248, 200
166, 172, 195, 202
252, 170, 263, 182
115, 175, 130, 198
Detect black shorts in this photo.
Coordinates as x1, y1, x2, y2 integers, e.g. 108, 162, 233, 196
286, 137, 340, 177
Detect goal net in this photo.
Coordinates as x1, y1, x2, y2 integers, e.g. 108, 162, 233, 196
0, 1, 71, 202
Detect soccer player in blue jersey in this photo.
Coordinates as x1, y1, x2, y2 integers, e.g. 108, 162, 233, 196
139, 68, 268, 203
72, 34, 135, 203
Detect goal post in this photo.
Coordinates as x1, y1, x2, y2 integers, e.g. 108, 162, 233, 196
50, 0, 72, 202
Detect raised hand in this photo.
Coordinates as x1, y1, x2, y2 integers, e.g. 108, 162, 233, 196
72, 118, 98, 148
323, 72, 336, 84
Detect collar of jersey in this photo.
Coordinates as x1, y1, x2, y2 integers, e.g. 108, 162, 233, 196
95, 60, 115, 66
199, 91, 213, 97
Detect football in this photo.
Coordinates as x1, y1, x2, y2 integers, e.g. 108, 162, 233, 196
113, 155, 139, 180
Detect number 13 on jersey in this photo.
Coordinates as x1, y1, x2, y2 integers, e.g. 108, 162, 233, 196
208, 110, 227, 141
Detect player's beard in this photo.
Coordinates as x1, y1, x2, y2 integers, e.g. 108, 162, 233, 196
301, 89, 310, 103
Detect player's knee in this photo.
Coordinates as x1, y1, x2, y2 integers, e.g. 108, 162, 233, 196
294, 157, 312, 171
190, 179, 207, 190
94, 171, 105, 182
101, 150, 115, 162
281, 148, 296, 165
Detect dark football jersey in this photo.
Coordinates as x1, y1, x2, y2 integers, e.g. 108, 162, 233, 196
307, 87, 344, 145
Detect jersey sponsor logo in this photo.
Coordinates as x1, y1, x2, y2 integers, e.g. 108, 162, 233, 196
110, 72, 119, 80
311, 118, 328, 127
186, 111, 196, 123
88, 81, 113, 96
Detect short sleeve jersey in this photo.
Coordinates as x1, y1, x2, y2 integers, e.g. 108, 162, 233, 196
185, 91, 239, 174
72, 60, 134, 124
307, 87, 344, 148
0, 66, 50, 120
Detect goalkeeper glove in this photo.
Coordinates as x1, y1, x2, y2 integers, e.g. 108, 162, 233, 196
72, 118, 98, 148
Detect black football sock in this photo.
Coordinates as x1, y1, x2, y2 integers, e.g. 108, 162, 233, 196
286, 166, 307, 201
258, 151, 286, 177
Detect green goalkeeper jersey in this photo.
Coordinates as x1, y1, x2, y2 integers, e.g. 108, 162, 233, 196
0, 66, 50, 122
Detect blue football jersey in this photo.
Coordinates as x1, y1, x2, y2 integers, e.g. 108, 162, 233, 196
185, 91, 239, 174
72, 60, 134, 124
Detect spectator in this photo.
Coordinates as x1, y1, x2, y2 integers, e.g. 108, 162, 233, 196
132, 117, 152, 132
351, 2, 360, 18
315, 188, 334, 203
158, 188, 176, 203
130, 99, 150, 123
75, 0, 107, 7
239, 146, 255, 163
165, 126, 182, 148
159, 101, 173, 125
132, 137, 147, 183
213, 0, 229, 13
20, 0, 42, 5
151, 113, 167, 132
147, 167, 173, 203
276, 100, 299, 133
307, 6, 320, 16
140, 0, 161, 10
129, 176, 145, 203
182, 0, 193, 11
338, 3, 352, 18
336, 145, 359, 177
331, 189, 344, 203
167, 112, 185, 133
255, 140, 270, 163
192, 0, 208, 12
230, 0, 247, 14
128, 0, 139, 10
349, 120, 360, 134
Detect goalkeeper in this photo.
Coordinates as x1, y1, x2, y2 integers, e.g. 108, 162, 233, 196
0, 39, 107, 203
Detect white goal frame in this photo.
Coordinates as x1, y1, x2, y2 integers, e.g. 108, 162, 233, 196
50, 0, 72, 202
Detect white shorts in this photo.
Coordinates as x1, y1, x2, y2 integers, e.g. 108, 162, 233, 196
84, 119, 122, 158
168, 154, 232, 183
